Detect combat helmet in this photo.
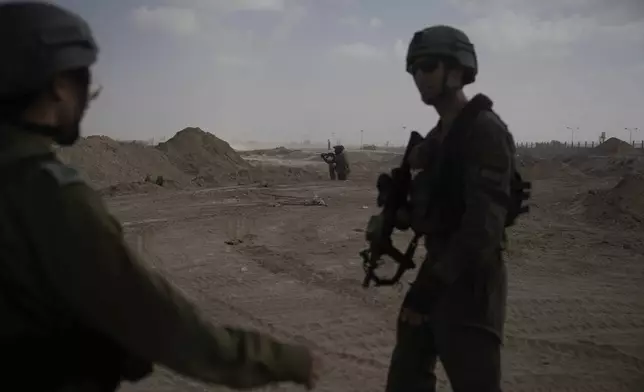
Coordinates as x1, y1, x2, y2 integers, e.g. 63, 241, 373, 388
406, 25, 477, 85
0, 2, 99, 99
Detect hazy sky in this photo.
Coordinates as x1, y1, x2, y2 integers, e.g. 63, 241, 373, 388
50, 0, 643, 146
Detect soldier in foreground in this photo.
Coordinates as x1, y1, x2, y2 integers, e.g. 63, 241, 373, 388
0, 2, 317, 391
384, 25, 518, 391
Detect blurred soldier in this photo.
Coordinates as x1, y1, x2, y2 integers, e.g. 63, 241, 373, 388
320, 151, 336, 180
0, 2, 317, 391
332, 145, 350, 181
385, 25, 519, 392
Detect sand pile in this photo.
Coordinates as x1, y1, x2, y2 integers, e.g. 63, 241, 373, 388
57, 127, 371, 195
244, 146, 294, 156
156, 127, 249, 177
584, 173, 644, 228
57, 136, 190, 189
592, 137, 637, 156
518, 158, 587, 180
567, 156, 644, 177
241, 147, 315, 161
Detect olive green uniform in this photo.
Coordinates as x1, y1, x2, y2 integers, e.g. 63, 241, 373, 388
385, 96, 515, 392
332, 146, 350, 181
0, 125, 312, 391
320, 152, 336, 180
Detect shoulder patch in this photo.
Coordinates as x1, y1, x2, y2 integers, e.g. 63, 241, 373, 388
39, 161, 85, 187
473, 110, 509, 138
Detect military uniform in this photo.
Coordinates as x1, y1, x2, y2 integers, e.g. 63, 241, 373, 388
320, 152, 336, 180
332, 145, 350, 181
385, 26, 517, 392
0, 3, 314, 391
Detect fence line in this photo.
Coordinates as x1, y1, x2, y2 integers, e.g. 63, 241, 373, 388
517, 140, 644, 149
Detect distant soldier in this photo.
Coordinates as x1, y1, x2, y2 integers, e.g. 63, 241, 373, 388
0, 2, 317, 391
384, 24, 525, 392
320, 151, 336, 180
332, 145, 350, 181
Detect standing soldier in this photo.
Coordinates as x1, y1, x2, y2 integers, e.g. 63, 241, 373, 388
332, 145, 350, 181
385, 25, 519, 392
320, 151, 336, 180
0, 2, 317, 391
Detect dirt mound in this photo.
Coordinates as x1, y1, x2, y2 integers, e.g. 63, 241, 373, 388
583, 173, 644, 228
157, 127, 249, 179
519, 158, 587, 180
57, 136, 191, 189
241, 147, 317, 161
567, 156, 644, 178
58, 128, 358, 195
245, 146, 294, 156
592, 137, 637, 155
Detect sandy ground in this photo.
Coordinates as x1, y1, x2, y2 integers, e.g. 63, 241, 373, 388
107, 166, 644, 391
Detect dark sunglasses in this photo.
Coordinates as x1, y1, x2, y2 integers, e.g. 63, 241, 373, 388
407, 57, 441, 75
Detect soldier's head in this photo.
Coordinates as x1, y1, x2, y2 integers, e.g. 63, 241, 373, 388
406, 25, 477, 107
0, 2, 99, 146
333, 145, 344, 154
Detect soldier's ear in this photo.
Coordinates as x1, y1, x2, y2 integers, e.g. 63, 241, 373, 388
49, 73, 69, 102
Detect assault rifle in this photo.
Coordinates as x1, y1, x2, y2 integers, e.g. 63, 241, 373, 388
360, 131, 424, 288
320, 152, 335, 164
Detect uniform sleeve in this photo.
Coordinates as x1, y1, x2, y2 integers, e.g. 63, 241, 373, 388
426, 116, 513, 286
23, 168, 312, 389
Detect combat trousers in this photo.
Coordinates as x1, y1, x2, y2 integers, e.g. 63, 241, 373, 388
328, 165, 336, 180
337, 172, 347, 181
385, 310, 502, 392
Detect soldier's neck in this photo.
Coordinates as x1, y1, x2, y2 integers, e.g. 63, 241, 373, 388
435, 91, 468, 135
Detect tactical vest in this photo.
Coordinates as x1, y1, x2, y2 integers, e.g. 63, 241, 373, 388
0, 152, 152, 391
409, 94, 530, 238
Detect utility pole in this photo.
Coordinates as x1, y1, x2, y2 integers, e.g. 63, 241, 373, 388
625, 127, 639, 143
402, 126, 407, 148
566, 126, 579, 145
360, 129, 364, 150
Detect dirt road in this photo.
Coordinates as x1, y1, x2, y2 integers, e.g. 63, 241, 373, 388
114, 176, 644, 392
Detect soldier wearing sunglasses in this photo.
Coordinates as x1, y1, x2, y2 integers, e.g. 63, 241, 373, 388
385, 25, 519, 392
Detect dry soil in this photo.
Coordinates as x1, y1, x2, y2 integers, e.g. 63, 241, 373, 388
64, 132, 644, 391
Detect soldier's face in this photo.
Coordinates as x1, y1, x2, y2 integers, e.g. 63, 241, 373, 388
409, 57, 446, 105
52, 68, 99, 145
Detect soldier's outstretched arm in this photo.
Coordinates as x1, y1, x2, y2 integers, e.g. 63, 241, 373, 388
23, 163, 314, 389
425, 115, 513, 286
